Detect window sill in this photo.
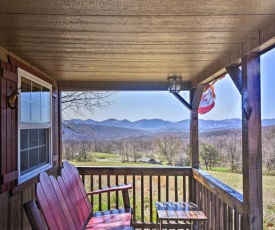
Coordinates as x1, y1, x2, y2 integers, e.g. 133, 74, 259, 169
11, 166, 53, 196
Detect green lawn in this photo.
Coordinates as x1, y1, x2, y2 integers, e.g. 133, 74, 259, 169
205, 170, 275, 230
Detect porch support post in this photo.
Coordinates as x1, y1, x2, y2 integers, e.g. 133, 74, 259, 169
58, 88, 63, 169
189, 85, 204, 203
242, 53, 263, 230
190, 84, 204, 169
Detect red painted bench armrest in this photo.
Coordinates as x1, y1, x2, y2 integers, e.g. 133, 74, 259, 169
87, 183, 132, 195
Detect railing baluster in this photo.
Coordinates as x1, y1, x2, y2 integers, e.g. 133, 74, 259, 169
175, 176, 178, 202
82, 174, 85, 186
240, 215, 243, 230
228, 207, 233, 230
133, 175, 136, 223
141, 175, 144, 223
99, 175, 102, 211
234, 209, 239, 230
183, 176, 186, 201
158, 175, 161, 202
115, 175, 119, 209
215, 196, 220, 230
224, 204, 228, 230
149, 175, 153, 223
90, 175, 94, 206
166, 176, 169, 202
204, 186, 208, 230
219, 200, 224, 230
107, 175, 110, 210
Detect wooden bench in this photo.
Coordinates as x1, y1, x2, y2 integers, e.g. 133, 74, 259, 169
24, 161, 133, 230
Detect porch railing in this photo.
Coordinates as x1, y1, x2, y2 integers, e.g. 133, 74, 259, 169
76, 166, 244, 229
193, 169, 244, 230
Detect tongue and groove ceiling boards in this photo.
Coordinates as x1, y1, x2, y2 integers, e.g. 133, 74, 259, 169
0, 0, 275, 89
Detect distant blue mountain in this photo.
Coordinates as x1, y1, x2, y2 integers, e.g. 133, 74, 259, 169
62, 118, 275, 141
64, 118, 275, 132
65, 118, 275, 131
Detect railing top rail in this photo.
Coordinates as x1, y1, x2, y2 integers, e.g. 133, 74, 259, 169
76, 166, 192, 176
193, 168, 244, 215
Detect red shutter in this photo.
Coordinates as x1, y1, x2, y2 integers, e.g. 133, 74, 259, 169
0, 62, 18, 193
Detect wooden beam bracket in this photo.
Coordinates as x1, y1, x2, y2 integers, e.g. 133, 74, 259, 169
171, 92, 191, 110
191, 84, 205, 110
226, 65, 242, 94
171, 84, 205, 111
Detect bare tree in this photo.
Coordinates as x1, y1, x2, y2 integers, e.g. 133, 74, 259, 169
62, 91, 114, 118
223, 138, 241, 172
155, 135, 182, 165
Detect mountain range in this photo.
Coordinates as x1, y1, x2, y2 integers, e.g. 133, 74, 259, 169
62, 118, 275, 141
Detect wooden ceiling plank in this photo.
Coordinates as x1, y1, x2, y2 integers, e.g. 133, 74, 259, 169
0, 15, 272, 33
1, 0, 275, 15
0, 30, 250, 45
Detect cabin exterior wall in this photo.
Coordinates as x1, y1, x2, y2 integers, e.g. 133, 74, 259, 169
0, 48, 60, 229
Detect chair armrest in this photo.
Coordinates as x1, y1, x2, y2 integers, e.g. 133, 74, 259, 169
87, 183, 132, 195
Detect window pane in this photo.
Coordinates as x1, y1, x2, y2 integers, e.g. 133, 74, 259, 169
21, 77, 31, 101
29, 129, 38, 148
41, 86, 50, 106
20, 128, 49, 175
19, 72, 51, 179
29, 148, 39, 168
39, 129, 46, 145
21, 150, 28, 172
31, 82, 41, 104
31, 103, 41, 123
21, 101, 31, 122
20, 130, 28, 149
41, 106, 50, 123
39, 146, 47, 164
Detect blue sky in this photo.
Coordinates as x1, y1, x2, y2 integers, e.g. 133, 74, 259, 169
72, 48, 275, 122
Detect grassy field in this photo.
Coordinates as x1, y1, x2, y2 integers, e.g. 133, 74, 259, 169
205, 170, 275, 230
70, 152, 275, 229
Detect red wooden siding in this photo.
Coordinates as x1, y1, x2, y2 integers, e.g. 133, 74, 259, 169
0, 62, 18, 193
0, 56, 60, 229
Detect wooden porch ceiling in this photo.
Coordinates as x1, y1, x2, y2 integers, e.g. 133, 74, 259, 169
0, 0, 275, 90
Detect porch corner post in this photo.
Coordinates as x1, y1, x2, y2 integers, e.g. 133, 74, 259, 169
189, 88, 200, 203
58, 88, 63, 169
190, 88, 200, 169
242, 52, 263, 230
190, 109, 199, 169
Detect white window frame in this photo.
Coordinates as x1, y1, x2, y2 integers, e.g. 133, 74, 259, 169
18, 68, 53, 184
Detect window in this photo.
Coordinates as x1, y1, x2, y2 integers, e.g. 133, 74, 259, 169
18, 68, 52, 184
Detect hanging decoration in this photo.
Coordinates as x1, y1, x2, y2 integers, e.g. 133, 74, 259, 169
198, 75, 225, 114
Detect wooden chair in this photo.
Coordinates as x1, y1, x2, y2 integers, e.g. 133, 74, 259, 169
24, 161, 132, 230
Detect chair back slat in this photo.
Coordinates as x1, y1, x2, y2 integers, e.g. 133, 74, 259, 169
61, 166, 87, 224
49, 176, 77, 229
36, 183, 59, 229
37, 172, 70, 229
62, 161, 92, 219
57, 176, 83, 229
70, 162, 93, 212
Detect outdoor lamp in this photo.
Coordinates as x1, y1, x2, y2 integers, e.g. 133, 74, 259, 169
7, 87, 21, 109
167, 76, 182, 93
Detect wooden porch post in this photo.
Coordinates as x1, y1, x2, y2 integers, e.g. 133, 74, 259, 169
58, 88, 63, 169
190, 85, 204, 169
189, 85, 204, 203
242, 52, 263, 230
190, 107, 199, 169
